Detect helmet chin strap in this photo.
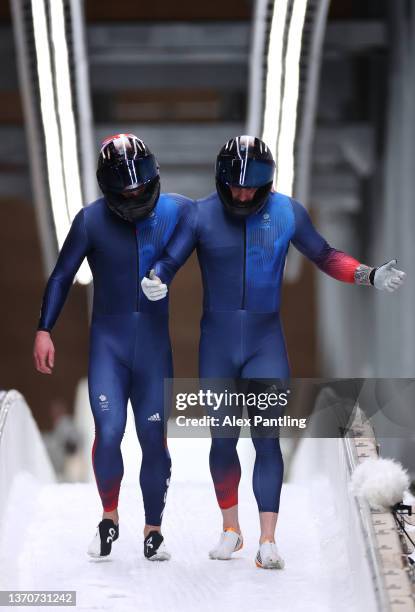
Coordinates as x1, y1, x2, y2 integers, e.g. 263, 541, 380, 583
232, 199, 266, 212
105, 179, 160, 223
216, 181, 272, 219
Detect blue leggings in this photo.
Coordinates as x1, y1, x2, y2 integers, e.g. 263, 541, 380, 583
88, 313, 172, 526
200, 310, 288, 513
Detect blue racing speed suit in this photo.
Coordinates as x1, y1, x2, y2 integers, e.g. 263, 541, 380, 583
38, 194, 190, 525
151, 191, 362, 512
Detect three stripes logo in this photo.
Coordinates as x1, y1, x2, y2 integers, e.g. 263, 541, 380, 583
148, 412, 161, 422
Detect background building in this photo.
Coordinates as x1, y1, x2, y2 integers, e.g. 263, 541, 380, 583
0, 0, 413, 431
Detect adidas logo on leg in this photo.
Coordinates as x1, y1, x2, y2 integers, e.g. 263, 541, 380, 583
148, 413, 161, 422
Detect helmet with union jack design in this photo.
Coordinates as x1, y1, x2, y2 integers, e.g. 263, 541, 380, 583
97, 133, 160, 222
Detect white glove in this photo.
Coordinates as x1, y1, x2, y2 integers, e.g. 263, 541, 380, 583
374, 259, 406, 292
141, 270, 168, 301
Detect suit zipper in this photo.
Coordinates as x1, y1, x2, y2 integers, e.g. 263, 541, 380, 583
241, 219, 246, 309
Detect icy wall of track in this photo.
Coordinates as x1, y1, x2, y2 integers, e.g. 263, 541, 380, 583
0, 386, 380, 612
290, 437, 378, 612
0, 390, 55, 527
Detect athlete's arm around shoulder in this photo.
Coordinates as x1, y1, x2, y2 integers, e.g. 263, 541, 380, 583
142, 196, 198, 301
34, 206, 91, 374
289, 197, 406, 290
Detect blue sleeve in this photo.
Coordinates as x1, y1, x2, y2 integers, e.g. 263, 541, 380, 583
38, 209, 90, 331
153, 200, 198, 284
291, 199, 360, 283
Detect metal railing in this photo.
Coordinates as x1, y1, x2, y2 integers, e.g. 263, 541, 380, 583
344, 407, 414, 612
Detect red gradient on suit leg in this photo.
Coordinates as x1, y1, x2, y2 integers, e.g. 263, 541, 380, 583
213, 467, 241, 509
92, 431, 121, 511
101, 480, 122, 512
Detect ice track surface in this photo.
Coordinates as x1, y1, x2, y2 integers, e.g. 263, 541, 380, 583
0, 436, 361, 612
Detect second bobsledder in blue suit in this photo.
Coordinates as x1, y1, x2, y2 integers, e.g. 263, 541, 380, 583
141, 135, 406, 569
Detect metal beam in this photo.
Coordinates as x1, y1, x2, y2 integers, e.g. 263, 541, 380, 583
0, 122, 374, 201
324, 21, 386, 52
0, 21, 388, 91
90, 64, 248, 91
95, 123, 244, 165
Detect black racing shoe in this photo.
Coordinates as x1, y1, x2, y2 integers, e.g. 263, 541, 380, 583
144, 530, 171, 561
87, 518, 119, 558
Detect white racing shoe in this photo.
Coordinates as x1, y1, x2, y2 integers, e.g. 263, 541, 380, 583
87, 518, 119, 559
209, 528, 243, 560
144, 530, 171, 561
255, 541, 285, 569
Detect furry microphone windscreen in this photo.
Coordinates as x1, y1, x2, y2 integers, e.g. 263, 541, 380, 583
350, 457, 410, 510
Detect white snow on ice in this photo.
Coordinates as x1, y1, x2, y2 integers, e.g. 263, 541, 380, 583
0, 438, 361, 612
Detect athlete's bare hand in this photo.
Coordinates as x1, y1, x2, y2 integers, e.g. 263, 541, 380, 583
33, 330, 55, 374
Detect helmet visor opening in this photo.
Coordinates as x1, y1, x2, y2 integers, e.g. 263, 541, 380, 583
216, 157, 275, 188
97, 155, 158, 193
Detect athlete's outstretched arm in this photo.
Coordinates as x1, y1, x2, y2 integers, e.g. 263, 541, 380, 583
290, 199, 405, 289
38, 208, 90, 332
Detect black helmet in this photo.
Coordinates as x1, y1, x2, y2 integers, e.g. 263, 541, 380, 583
97, 133, 160, 222
215, 135, 275, 218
